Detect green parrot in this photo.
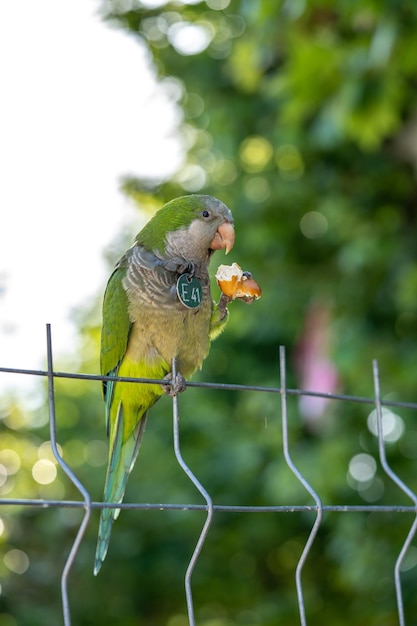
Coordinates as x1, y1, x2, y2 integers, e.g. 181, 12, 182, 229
94, 194, 235, 574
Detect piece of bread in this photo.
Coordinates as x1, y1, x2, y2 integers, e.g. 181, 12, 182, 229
215, 263, 262, 302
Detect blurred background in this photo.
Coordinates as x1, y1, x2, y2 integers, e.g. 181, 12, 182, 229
2, 0, 417, 624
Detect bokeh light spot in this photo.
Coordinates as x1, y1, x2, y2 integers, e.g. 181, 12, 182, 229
177, 164, 206, 191
239, 136, 273, 173
275, 144, 304, 180
85, 440, 108, 467
63, 439, 86, 468
300, 211, 328, 239
167, 614, 189, 626
348, 453, 377, 483
142, 15, 169, 45
4, 549, 29, 574
206, 0, 231, 9
243, 176, 271, 202
184, 92, 205, 118
32, 459, 57, 485
367, 408, 405, 443
358, 476, 385, 503
168, 22, 213, 55
400, 545, 417, 572
399, 430, 417, 458
0, 450, 21, 476
0, 465, 7, 487
38, 440, 61, 462
212, 159, 237, 185
139, 0, 172, 8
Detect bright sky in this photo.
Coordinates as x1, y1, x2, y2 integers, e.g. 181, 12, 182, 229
0, 0, 182, 395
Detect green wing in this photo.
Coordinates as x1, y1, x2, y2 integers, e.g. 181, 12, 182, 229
100, 263, 132, 431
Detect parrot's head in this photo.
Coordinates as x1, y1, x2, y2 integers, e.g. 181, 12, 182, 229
136, 194, 235, 263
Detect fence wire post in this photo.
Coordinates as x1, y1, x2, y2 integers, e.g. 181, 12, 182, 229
46, 324, 92, 626
171, 357, 214, 626
279, 346, 323, 626
372, 359, 417, 626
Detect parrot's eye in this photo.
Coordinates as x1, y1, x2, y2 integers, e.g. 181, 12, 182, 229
201, 210, 210, 218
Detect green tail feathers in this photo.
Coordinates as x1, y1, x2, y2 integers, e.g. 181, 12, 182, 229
94, 404, 148, 575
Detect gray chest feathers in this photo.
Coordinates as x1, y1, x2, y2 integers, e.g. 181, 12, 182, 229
123, 250, 213, 375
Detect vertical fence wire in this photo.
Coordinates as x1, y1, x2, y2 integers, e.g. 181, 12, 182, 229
372, 360, 417, 626
171, 357, 214, 626
279, 346, 323, 626
46, 324, 92, 626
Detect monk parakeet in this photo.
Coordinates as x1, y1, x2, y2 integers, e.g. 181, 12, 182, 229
94, 194, 235, 574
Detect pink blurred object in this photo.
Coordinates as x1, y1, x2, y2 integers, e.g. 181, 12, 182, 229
293, 302, 339, 424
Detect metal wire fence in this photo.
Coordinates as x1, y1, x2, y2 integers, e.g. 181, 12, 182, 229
1, 325, 417, 626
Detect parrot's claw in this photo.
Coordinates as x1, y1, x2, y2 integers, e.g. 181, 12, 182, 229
162, 371, 187, 397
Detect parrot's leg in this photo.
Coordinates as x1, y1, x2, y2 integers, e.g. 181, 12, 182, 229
161, 371, 187, 396
218, 293, 232, 319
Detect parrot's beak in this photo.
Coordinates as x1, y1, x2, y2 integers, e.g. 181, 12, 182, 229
210, 222, 235, 255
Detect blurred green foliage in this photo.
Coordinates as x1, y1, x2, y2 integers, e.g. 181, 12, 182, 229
2, 0, 417, 624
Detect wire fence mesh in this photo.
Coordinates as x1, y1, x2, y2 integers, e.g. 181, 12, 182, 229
1, 325, 417, 626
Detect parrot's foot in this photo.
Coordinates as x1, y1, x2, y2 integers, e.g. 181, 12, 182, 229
218, 293, 232, 320
162, 372, 187, 397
